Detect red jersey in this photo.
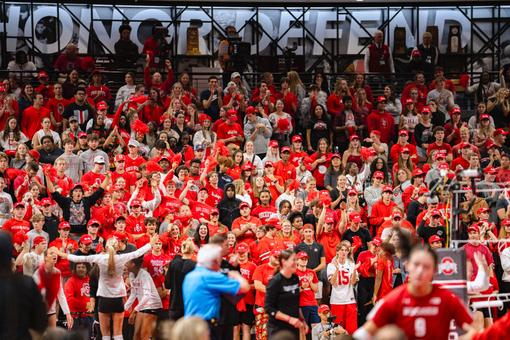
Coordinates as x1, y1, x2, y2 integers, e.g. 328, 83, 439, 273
239, 260, 257, 305
64, 274, 90, 314
46, 97, 70, 123
290, 150, 308, 166
111, 171, 137, 189
264, 175, 284, 199
216, 122, 244, 146
463, 243, 494, 278
257, 236, 281, 264
250, 205, 276, 225
188, 200, 213, 221
21, 106, 51, 138
309, 152, 331, 188
49, 237, 79, 278
296, 267, 319, 307
357, 250, 376, 278
231, 216, 262, 244
369, 200, 398, 229
125, 155, 145, 173
81, 171, 105, 188
55, 174, 74, 197
274, 160, 296, 183
426, 142, 452, 157
126, 214, 145, 235
376, 255, 394, 299
205, 184, 223, 207
86, 84, 112, 103
2, 218, 31, 236
369, 284, 473, 339
253, 263, 277, 307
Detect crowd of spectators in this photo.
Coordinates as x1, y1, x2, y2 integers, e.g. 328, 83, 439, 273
1, 24, 510, 340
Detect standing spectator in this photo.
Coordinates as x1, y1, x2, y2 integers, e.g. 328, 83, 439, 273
364, 30, 395, 76
182, 244, 249, 338
367, 96, 394, 144
63, 87, 94, 131
217, 110, 244, 147
21, 93, 50, 140
114, 23, 139, 68
86, 70, 112, 105
427, 77, 455, 121
115, 72, 137, 109
79, 134, 109, 173
7, 51, 37, 80
17, 83, 35, 120
295, 251, 320, 332
411, 32, 439, 80
64, 262, 93, 335
201, 76, 224, 121
327, 241, 359, 334
265, 249, 308, 338
54, 43, 83, 74
38, 135, 63, 165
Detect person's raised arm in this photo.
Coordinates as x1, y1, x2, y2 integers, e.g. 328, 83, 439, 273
316, 205, 327, 236
178, 180, 193, 205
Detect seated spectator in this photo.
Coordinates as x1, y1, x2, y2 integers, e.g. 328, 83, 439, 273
54, 43, 83, 74
7, 50, 37, 81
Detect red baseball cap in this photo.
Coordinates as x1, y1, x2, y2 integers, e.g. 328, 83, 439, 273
412, 168, 425, 177
377, 95, 387, 103
114, 154, 125, 162
245, 106, 255, 115
349, 134, 360, 141
32, 236, 47, 247
421, 107, 431, 114
399, 129, 409, 136
324, 216, 335, 224
14, 202, 26, 209
269, 140, 279, 148
348, 188, 358, 196
291, 135, 302, 143
501, 218, 510, 226
330, 153, 341, 161
405, 98, 414, 104
371, 237, 383, 246
241, 162, 253, 171
87, 219, 101, 227
79, 234, 93, 245
480, 114, 490, 120
281, 146, 291, 153
270, 249, 282, 257
235, 242, 250, 253
373, 171, 384, 179
318, 304, 330, 314
58, 221, 71, 230
431, 209, 442, 217
483, 166, 498, 174
130, 199, 142, 207
349, 212, 362, 223
418, 187, 429, 195
296, 251, 309, 260
264, 161, 274, 168
382, 185, 393, 193
96, 101, 108, 111
38, 70, 49, 79
40, 197, 52, 206
401, 146, 410, 153
239, 202, 250, 210
428, 235, 443, 244
78, 132, 88, 138
468, 223, 480, 233
450, 107, 461, 115
438, 163, 449, 171
210, 207, 219, 215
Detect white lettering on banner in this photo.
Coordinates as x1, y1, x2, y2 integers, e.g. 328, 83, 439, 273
1, 3, 508, 58
402, 306, 439, 316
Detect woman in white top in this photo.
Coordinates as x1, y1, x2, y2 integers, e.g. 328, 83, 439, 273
327, 240, 359, 334
243, 140, 263, 176
32, 117, 61, 149
33, 247, 73, 329
59, 234, 158, 340
125, 255, 163, 340
0, 116, 29, 151
115, 72, 136, 109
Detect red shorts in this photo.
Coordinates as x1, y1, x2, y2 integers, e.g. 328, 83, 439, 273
330, 303, 357, 334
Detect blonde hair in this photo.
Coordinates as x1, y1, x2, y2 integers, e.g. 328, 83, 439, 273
181, 238, 195, 255
233, 179, 245, 195
105, 237, 118, 277
287, 71, 303, 94
170, 316, 209, 340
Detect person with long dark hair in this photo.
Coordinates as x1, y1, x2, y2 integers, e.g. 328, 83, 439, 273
265, 249, 308, 338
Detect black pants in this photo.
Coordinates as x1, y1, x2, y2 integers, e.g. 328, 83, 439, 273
213, 323, 234, 340
357, 276, 375, 326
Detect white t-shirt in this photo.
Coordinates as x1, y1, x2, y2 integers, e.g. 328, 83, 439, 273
125, 269, 163, 311
327, 260, 357, 305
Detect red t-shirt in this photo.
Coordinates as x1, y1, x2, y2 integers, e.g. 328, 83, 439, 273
46, 97, 71, 123
239, 260, 257, 305
253, 263, 276, 307
296, 267, 319, 307
426, 142, 452, 157
126, 214, 146, 235
216, 122, 244, 146
64, 274, 90, 313
21, 106, 51, 138
257, 236, 282, 264
231, 216, 262, 244
188, 200, 213, 221
205, 184, 223, 207
111, 171, 137, 189
376, 255, 394, 300
317, 231, 341, 263
2, 218, 31, 236
125, 155, 145, 173
370, 284, 473, 339
81, 171, 105, 188
274, 160, 296, 184
463, 243, 494, 278
250, 205, 276, 225
49, 237, 79, 278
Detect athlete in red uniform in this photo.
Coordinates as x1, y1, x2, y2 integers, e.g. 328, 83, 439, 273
355, 246, 474, 339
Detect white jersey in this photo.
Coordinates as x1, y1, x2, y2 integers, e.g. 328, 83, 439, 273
125, 269, 163, 311
327, 260, 357, 305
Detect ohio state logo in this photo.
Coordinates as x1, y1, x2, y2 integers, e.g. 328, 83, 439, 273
438, 257, 458, 276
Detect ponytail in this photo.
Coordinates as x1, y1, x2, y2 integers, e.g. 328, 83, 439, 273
106, 238, 117, 277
